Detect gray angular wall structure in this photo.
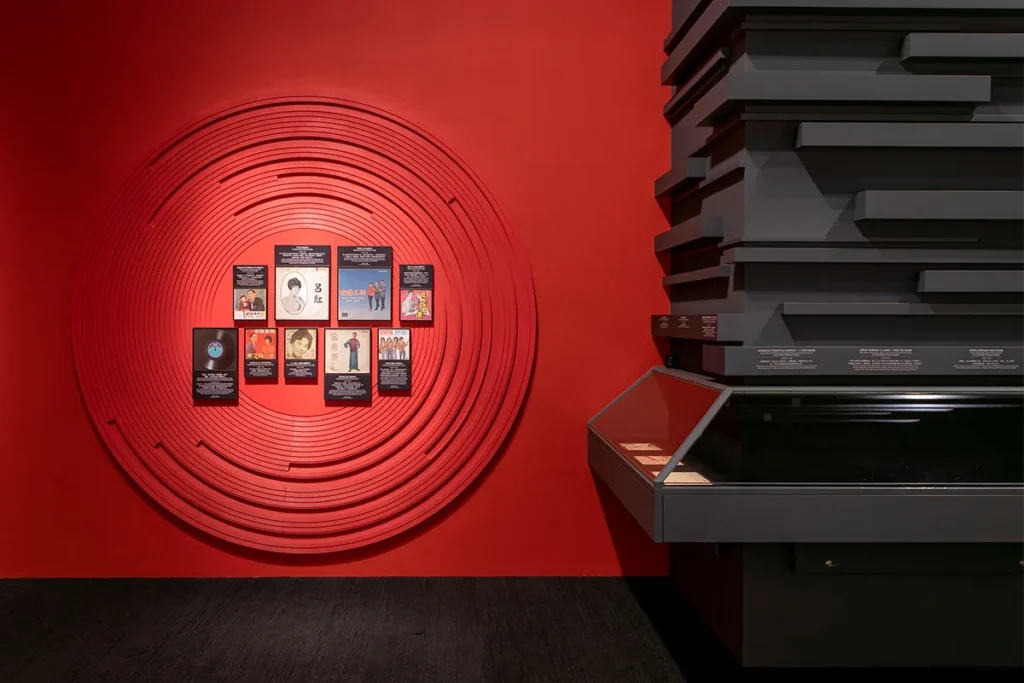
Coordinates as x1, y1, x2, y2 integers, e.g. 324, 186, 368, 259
652, 0, 1024, 380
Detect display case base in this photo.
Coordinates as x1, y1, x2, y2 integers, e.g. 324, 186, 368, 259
669, 543, 1024, 669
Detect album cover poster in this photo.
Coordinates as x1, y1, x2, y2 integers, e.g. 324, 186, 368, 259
377, 328, 411, 391
192, 328, 238, 400
324, 328, 372, 401
275, 246, 330, 321
399, 265, 433, 322
233, 265, 268, 321
243, 327, 278, 379
284, 327, 318, 379
337, 246, 392, 321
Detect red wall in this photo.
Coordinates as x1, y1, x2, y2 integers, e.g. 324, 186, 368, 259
0, 0, 670, 576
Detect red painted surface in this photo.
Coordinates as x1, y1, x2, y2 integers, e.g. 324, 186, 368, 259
74, 98, 538, 554
0, 0, 670, 576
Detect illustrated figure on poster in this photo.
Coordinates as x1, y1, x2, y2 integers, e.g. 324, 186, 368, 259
260, 333, 276, 359
396, 335, 407, 360
288, 328, 314, 359
344, 331, 361, 371
245, 332, 259, 358
366, 282, 375, 311
246, 289, 266, 313
375, 279, 387, 311
281, 275, 306, 316
237, 295, 250, 313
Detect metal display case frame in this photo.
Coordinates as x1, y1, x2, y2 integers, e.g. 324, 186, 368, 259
589, 366, 1024, 544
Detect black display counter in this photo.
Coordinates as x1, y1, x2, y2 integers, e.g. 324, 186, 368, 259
589, 367, 1024, 667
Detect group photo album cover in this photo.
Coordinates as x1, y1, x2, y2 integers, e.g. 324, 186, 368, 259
377, 328, 411, 391
337, 246, 392, 322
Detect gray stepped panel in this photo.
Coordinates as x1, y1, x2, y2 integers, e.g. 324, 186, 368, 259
700, 71, 991, 125
663, 0, 736, 85
655, 157, 710, 199
854, 191, 1024, 222
663, 264, 733, 287
918, 269, 1024, 293
902, 33, 1024, 62
655, 303, 1023, 347
658, 2, 1024, 379
796, 122, 1024, 148
740, 263, 1022, 298
665, 0, 1023, 59
727, 71, 990, 104
779, 303, 1024, 345
724, 247, 1024, 265
781, 302, 1024, 315
655, 215, 725, 252
664, 50, 729, 122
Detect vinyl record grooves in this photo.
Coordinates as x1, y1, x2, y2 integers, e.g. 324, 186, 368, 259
195, 329, 237, 371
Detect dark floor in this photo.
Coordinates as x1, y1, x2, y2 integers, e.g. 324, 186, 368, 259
0, 578, 1019, 683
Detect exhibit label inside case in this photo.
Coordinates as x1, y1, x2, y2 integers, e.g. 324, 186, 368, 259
325, 328, 372, 401
192, 328, 239, 400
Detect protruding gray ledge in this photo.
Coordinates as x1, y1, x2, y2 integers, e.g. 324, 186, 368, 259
663, 265, 733, 287
854, 190, 1024, 222
664, 50, 728, 122
902, 33, 1024, 62
725, 247, 1024, 264
655, 157, 710, 199
783, 302, 1024, 316
918, 270, 1024, 293
796, 122, 1024, 148
662, 0, 732, 85
655, 215, 725, 253
725, 71, 991, 105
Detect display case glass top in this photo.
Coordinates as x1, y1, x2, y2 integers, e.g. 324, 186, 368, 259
591, 367, 1024, 487
589, 369, 726, 480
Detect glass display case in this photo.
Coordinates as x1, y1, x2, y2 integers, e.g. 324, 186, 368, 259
589, 367, 1024, 543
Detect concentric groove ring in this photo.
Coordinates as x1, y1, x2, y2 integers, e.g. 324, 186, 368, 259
73, 97, 537, 554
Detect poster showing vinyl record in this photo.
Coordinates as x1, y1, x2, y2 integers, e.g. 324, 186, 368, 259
192, 328, 238, 400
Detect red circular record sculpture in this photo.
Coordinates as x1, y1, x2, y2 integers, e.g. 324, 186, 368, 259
73, 97, 537, 554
